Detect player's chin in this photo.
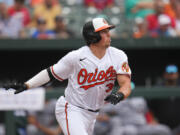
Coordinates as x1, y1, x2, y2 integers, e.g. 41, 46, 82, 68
105, 43, 110, 48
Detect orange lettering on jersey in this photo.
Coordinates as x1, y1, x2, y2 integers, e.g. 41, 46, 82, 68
77, 66, 116, 90
105, 83, 114, 93
87, 73, 94, 83
91, 68, 98, 82
80, 78, 116, 90
77, 68, 87, 85
105, 66, 116, 79
97, 71, 105, 80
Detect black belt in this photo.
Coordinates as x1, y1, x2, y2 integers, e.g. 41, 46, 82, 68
63, 95, 99, 113
77, 106, 100, 113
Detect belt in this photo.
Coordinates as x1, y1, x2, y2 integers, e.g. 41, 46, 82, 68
63, 95, 99, 113
77, 106, 100, 113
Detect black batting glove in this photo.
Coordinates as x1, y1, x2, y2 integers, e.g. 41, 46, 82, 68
3, 82, 28, 94
104, 92, 125, 105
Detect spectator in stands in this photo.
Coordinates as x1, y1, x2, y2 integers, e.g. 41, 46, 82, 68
27, 99, 63, 135
53, 15, 75, 39
146, 0, 176, 31
7, 0, 31, 26
174, 0, 180, 36
30, 0, 44, 7
148, 64, 180, 133
0, 0, 14, 7
84, 0, 114, 11
164, 0, 176, 18
0, 2, 23, 38
133, 17, 148, 38
31, 17, 55, 39
31, 0, 62, 30
150, 14, 176, 37
161, 64, 179, 86
30, 0, 59, 7
125, 0, 154, 19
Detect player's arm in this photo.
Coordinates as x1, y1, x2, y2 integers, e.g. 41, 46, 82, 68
104, 50, 131, 105
116, 74, 131, 98
104, 74, 131, 105
3, 68, 53, 94
25, 67, 55, 89
3, 51, 75, 94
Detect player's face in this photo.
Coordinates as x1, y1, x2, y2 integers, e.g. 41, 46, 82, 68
99, 29, 111, 48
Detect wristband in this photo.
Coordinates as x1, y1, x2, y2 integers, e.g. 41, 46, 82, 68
117, 92, 125, 101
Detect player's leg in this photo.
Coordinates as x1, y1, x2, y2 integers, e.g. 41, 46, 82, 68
68, 107, 97, 135
56, 105, 96, 135
55, 96, 98, 135
56, 111, 88, 135
86, 112, 97, 135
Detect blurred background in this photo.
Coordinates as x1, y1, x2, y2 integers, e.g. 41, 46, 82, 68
0, 0, 180, 135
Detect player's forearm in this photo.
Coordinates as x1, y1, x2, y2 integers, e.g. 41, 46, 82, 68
117, 75, 131, 98
117, 80, 131, 98
25, 69, 50, 89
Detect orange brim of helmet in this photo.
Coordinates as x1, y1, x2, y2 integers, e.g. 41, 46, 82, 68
95, 25, 115, 32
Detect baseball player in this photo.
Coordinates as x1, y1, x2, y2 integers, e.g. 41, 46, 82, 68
3, 17, 132, 135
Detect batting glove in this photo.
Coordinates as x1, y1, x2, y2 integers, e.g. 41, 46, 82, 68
3, 81, 28, 94
104, 92, 124, 105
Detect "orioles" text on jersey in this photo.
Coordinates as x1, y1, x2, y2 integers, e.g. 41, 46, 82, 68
78, 66, 116, 90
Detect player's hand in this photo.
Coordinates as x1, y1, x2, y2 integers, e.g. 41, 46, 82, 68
104, 92, 124, 105
3, 81, 28, 94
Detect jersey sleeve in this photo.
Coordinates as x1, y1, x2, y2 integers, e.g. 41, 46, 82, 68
116, 50, 131, 76
50, 51, 76, 81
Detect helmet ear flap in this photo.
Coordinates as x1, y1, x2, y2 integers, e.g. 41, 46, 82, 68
88, 31, 101, 44
82, 21, 101, 46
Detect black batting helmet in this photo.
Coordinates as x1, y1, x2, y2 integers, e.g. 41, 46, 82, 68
82, 18, 115, 46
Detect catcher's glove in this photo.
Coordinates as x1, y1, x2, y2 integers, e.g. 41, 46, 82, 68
3, 81, 28, 94
104, 92, 124, 105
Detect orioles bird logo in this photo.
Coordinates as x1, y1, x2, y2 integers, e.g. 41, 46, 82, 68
122, 62, 130, 73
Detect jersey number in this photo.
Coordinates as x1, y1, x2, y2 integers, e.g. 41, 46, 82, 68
105, 83, 114, 93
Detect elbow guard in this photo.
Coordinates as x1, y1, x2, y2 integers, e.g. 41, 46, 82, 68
47, 67, 55, 81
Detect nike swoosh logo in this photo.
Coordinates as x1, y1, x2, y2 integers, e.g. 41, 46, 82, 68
80, 58, 86, 61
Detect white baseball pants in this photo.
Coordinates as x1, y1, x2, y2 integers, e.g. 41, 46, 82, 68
55, 96, 98, 135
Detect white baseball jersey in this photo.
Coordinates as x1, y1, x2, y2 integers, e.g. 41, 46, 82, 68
50, 46, 131, 110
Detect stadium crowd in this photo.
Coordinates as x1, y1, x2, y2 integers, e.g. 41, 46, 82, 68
1, 0, 180, 39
